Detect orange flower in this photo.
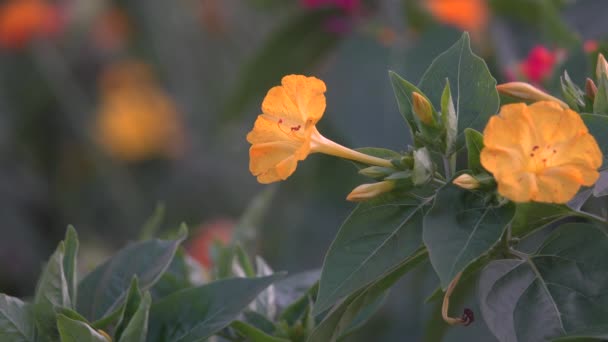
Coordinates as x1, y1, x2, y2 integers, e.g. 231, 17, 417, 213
247, 75, 393, 184
425, 0, 488, 34
480, 101, 602, 203
0, 0, 60, 49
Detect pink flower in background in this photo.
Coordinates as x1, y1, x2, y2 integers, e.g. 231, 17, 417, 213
301, 0, 360, 13
187, 218, 234, 269
520, 46, 557, 84
584, 40, 598, 53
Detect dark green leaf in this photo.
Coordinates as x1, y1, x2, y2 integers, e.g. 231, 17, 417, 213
464, 128, 484, 174
118, 292, 151, 342
0, 295, 36, 342
423, 185, 515, 289
560, 71, 585, 111
553, 325, 608, 341
388, 71, 428, 136
114, 277, 142, 340
582, 113, 608, 164
419, 33, 499, 150
147, 275, 283, 342
441, 79, 457, 154
511, 202, 572, 237
77, 230, 186, 321
56, 315, 108, 342
314, 190, 433, 315
34, 242, 71, 340
309, 250, 427, 342
231, 321, 289, 342
479, 223, 608, 342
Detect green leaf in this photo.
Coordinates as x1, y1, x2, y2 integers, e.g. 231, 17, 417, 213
423, 185, 515, 289
147, 275, 284, 342
479, 223, 608, 342
77, 231, 186, 321
118, 292, 151, 342
309, 250, 427, 342
581, 114, 608, 164
314, 190, 433, 315
510, 202, 572, 237
594, 73, 608, 114
114, 277, 142, 340
221, 10, 340, 121
0, 295, 36, 342
553, 325, 608, 341
412, 148, 433, 185
56, 315, 108, 342
139, 202, 165, 240
63, 226, 79, 308
419, 32, 499, 150
34, 242, 71, 340
231, 321, 289, 342
441, 79, 457, 155
388, 71, 428, 136
464, 128, 484, 174
560, 71, 585, 111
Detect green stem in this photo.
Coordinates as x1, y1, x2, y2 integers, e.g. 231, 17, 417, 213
442, 155, 453, 179
573, 210, 608, 224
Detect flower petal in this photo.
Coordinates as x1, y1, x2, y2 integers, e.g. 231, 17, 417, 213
261, 75, 326, 124
483, 103, 534, 154
533, 167, 586, 203
527, 101, 587, 145
552, 134, 603, 170
496, 172, 538, 203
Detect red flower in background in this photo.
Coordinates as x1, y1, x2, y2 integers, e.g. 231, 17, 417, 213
520, 46, 557, 84
186, 219, 234, 269
0, 0, 61, 50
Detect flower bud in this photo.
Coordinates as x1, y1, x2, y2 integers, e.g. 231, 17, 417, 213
412, 92, 436, 126
496, 82, 568, 109
452, 174, 480, 190
596, 53, 608, 80
586, 78, 597, 101
358, 166, 395, 179
346, 181, 395, 202
97, 330, 112, 341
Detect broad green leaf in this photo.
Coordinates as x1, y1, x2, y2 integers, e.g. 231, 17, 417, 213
147, 275, 283, 342
118, 292, 151, 342
314, 190, 434, 315
423, 185, 515, 289
309, 250, 427, 342
149, 249, 194, 300
581, 114, 608, 164
479, 223, 608, 342
594, 73, 608, 114
114, 277, 142, 340
221, 10, 340, 121
388, 71, 429, 136
77, 229, 186, 321
593, 170, 608, 197
34, 242, 71, 341
278, 280, 318, 326
231, 321, 289, 342
419, 33, 499, 150
56, 315, 108, 342
63, 226, 79, 308
0, 295, 36, 342
510, 202, 571, 237
464, 128, 484, 174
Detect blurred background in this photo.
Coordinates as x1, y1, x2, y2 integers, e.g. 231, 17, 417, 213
1, 0, 607, 340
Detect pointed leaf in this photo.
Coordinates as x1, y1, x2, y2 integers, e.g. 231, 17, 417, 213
593, 73, 608, 114
510, 202, 572, 237
77, 231, 186, 321
423, 185, 515, 289
388, 71, 428, 136
231, 321, 289, 342
114, 277, 142, 340
56, 315, 109, 342
314, 190, 433, 315
34, 242, 71, 340
464, 128, 484, 174
0, 295, 36, 342
441, 79, 457, 154
479, 223, 608, 342
118, 292, 151, 342
419, 32, 499, 150
309, 250, 426, 342
63, 226, 78, 308
147, 274, 284, 342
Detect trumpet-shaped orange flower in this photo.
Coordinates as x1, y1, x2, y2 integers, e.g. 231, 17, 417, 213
247, 75, 392, 184
480, 101, 602, 203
